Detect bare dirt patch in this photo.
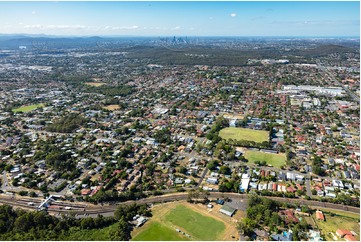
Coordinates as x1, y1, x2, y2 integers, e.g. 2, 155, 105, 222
103, 105, 120, 111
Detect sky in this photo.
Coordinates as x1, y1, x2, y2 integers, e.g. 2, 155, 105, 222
0, 1, 359, 37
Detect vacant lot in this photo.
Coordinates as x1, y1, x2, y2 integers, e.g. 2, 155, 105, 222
223, 114, 244, 120
12, 103, 44, 113
219, 127, 269, 143
103, 104, 120, 111
313, 209, 360, 241
244, 150, 286, 168
84, 82, 106, 87
132, 201, 239, 241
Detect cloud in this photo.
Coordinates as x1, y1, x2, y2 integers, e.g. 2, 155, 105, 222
266, 8, 274, 12
271, 19, 359, 26
22, 24, 140, 31
24, 24, 43, 29
230, 13, 237, 17
104, 25, 139, 30
31, 11, 36, 15
23, 24, 97, 31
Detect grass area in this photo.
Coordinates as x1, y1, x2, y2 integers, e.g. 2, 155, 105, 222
59, 223, 117, 240
132, 202, 233, 241
223, 114, 244, 120
313, 209, 360, 241
103, 104, 120, 111
319, 208, 360, 220
84, 82, 106, 87
165, 205, 226, 240
244, 150, 286, 168
132, 222, 188, 241
219, 127, 269, 143
12, 103, 44, 113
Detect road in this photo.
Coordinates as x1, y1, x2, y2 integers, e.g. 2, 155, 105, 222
1, 171, 21, 192
196, 167, 208, 188
305, 174, 312, 197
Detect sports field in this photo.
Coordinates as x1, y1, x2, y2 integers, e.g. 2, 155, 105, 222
165, 205, 225, 240
219, 127, 269, 143
244, 150, 286, 168
132, 222, 188, 241
12, 103, 44, 113
85, 82, 106, 87
132, 202, 237, 241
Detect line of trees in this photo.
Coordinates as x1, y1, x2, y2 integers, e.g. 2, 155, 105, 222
0, 203, 151, 241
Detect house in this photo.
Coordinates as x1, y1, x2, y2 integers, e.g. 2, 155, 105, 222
336, 229, 353, 238
81, 189, 91, 196
258, 183, 268, 191
332, 179, 344, 188
315, 210, 325, 221
219, 204, 236, 217
206, 177, 218, 185
271, 230, 293, 241
239, 178, 250, 192
308, 230, 323, 241
286, 172, 296, 181
345, 234, 357, 241
279, 209, 299, 224
254, 228, 269, 240
134, 216, 147, 227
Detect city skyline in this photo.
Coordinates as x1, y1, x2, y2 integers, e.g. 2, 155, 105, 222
0, 1, 360, 37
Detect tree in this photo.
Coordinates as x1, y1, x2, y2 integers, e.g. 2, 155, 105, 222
178, 166, 187, 175
80, 217, 95, 229
237, 218, 255, 236
219, 166, 231, 175
207, 160, 219, 170
110, 219, 131, 241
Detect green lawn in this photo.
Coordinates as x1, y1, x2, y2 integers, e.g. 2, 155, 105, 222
12, 103, 44, 113
132, 222, 188, 241
165, 205, 226, 240
313, 210, 360, 241
244, 150, 286, 168
219, 127, 269, 143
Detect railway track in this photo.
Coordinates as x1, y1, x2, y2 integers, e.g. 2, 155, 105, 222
1, 192, 359, 216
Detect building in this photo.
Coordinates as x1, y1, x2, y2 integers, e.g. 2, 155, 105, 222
219, 204, 236, 217
308, 230, 323, 241
271, 230, 293, 241
344, 234, 357, 241
134, 215, 147, 227
315, 210, 325, 221
336, 229, 353, 238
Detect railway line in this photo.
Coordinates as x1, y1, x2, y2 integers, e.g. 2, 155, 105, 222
0, 192, 359, 217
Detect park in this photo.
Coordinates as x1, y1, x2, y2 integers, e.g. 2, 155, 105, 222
12, 103, 44, 113
219, 127, 269, 143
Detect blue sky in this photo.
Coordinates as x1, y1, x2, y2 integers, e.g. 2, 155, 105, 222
0, 1, 359, 37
